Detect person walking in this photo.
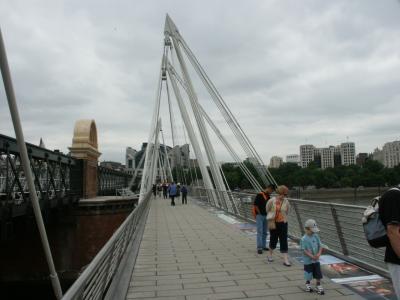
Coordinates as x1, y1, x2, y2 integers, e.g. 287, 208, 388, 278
301, 219, 324, 295
181, 185, 188, 204
266, 185, 291, 266
168, 182, 177, 206
162, 182, 168, 199
176, 183, 181, 198
379, 187, 400, 298
152, 184, 157, 198
253, 184, 276, 254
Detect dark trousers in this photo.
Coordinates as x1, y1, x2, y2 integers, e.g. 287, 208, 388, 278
182, 194, 187, 204
304, 262, 323, 281
269, 222, 288, 253
170, 196, 175, 206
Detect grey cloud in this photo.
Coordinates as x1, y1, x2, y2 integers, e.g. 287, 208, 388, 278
1, 0, 399, 164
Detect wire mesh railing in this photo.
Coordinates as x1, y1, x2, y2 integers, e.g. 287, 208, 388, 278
61, 191, 152, 300
190, 186, 388, 276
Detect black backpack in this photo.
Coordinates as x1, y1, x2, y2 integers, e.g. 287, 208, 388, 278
362, 196, 389, 248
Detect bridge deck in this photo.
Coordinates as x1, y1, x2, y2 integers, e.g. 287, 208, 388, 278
126, 197, 360, 299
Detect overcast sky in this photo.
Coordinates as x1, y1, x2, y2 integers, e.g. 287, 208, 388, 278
1, 0, 399, 165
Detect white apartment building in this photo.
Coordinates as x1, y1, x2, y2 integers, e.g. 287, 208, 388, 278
300, 145, 315, 168
383, 141, 400, 168
299, 142, 355, 168
269, 156, 283, 168
340, 142, 356, 166
286, 154, 300, 166
319, 147, 335, 169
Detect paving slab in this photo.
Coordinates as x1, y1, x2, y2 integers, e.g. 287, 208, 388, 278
126, 197, 359, 299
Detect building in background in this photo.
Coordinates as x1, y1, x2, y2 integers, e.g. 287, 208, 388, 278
269, 156, 283, 168
340, 142, 356, 166
319, 147, 335, 169
333, 146, 341, 167
125, 147, 137, 175
300, 142, 355, 169
100, 161, 125, 171
125, 143, 190, 181
356, 153, 369, 166
286, 154, 300, 166
372, 148, 384, 165
300, 145, 315, 168
383, 140, 400, 168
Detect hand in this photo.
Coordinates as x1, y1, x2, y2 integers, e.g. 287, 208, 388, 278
314, 254, 320, 260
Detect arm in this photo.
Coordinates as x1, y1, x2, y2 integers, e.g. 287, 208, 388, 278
266, 198, 272, 212
315, 247, 323, 260
314, 236, 323, 259
387, 224, 400, 258
253, 194, 261, 214
304, 249, 315, 260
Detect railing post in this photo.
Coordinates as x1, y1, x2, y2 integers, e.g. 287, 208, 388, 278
330, 204, 349, 256
241, 196, 248, 221
292, 201, 305, 235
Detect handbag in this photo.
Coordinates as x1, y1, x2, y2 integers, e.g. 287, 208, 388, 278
267, 218, 276, 230
266, 198, 280, 231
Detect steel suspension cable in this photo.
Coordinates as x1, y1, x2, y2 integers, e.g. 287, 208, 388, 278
169, 62, 263, 191
179, 38, 277, 187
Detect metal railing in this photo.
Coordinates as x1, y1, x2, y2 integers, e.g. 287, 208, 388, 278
97, 166, 132, 196
190, 186, 388, 276
0, 134, 78, 220
61, 192, 152, 300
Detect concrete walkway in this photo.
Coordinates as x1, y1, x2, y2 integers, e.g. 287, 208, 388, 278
126, 197, 361, 300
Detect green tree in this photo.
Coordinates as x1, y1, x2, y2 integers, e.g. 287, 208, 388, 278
364, 160, 384, 173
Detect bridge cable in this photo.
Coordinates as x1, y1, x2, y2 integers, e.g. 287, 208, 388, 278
166, 36, 229, 210
168, 61, 263, 192
178, 38, 277, 187
182, 125, 195, 185
166, 63, 219, 207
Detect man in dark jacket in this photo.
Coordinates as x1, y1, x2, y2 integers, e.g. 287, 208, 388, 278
181, 185, 188, 204
379, 187, 400, 298
253, 184, 276, 254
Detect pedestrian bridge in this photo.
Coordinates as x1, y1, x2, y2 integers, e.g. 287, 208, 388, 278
0, 14, 396, 299
125, 197, 358, 300
61, 190, 395, 300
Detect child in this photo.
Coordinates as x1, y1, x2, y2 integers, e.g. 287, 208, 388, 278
300, 219, 324, 295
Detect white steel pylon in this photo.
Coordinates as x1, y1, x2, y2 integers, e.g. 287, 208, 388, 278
139, 15, 277, 210
165, 15, 234, 211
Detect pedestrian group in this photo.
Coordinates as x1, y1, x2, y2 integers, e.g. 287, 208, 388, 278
253, 184, 325, 295
150, 181, 400, 297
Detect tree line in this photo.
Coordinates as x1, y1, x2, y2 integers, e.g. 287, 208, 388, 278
184, 160, 400, 190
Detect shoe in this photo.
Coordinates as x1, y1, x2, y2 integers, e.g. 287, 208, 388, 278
267, 256, 273, 262
263, 247, 269, 251
283, 262, 291, 267
305, 283, 312, 293
316, 285, 325, 295
257, 249, 262, 254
